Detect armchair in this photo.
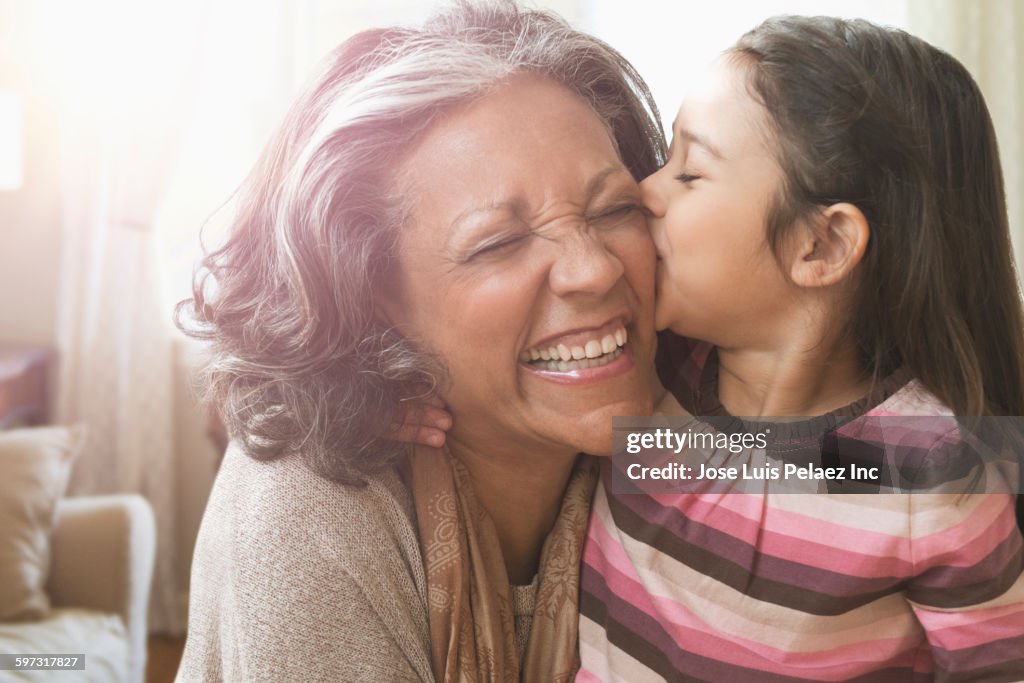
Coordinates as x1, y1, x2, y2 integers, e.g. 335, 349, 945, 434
0, 494, 155, 683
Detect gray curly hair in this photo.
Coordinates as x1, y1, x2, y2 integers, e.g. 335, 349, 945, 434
177, 0, 666, 485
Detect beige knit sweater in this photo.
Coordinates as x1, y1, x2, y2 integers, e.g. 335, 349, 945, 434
178, 444, 544, 682
176, 443, 435, 682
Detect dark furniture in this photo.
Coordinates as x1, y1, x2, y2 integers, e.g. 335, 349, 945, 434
0, 344, 56, 429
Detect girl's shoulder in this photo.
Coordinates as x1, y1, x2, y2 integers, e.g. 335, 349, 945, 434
860, 377, 960, 454
860, 378, 1018, 498
867, 377, 953, 418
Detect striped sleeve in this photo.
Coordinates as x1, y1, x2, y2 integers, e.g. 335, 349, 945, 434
904, 420, 1024, 679
907, 491, 1024, 681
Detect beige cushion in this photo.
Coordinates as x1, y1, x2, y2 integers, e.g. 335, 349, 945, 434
0, 607, 129, 682
0, 426, 83, 621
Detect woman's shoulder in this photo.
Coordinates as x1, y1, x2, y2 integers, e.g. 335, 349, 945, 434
216, 440, 413, 512
182, 442, 432, 681
206, 441, 420, 566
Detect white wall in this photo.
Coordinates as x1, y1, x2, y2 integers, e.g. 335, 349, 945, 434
579, 0, 908, 135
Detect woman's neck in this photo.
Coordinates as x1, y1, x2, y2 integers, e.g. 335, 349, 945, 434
446, 436, 577, 585
716, 332, 870, 418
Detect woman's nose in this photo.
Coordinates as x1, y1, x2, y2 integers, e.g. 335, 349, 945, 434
639, 170, 666, 218
548, 232, 625, 299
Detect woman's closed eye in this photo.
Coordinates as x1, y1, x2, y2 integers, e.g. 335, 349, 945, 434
463, 202, 641, 260
589, 202, 642, 226
467, 233, 530, 260
675, 172, 702, 184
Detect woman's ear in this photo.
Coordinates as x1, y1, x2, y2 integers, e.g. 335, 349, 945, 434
373, 276, 403, 331
788, 202, 869, 288
375, 263, 407, 328
375, 292, 402, 329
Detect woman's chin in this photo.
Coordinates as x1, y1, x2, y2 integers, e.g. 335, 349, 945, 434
567, 396, 653, 458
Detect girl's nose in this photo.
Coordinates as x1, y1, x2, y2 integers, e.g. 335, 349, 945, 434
639, 170, 667, 218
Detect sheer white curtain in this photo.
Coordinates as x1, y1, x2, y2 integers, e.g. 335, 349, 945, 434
155, 2, 314, 635
51, 0, 201, 634
56, 126, 179, 633
51, 0, 337, 636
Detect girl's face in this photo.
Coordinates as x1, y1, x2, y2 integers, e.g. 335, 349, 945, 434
641, 56, 797, 348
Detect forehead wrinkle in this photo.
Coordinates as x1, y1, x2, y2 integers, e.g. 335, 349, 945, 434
520, 165, 634, 238
528, 164, 633, 215
441, 199, 526, 255
585, 166, 633, 202
449, 200, 520, 232
447, 164, 631, 241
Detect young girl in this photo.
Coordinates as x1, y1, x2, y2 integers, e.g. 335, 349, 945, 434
404, 14, 1024, 681
577, 16, 1024, 681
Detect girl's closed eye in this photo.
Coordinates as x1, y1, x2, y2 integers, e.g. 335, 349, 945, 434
675, 172, 702, 184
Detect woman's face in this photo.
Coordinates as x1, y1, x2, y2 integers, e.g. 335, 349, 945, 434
386, 74, 657, 457
640, 56, 792, 347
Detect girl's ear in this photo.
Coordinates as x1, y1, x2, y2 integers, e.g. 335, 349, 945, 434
788, 202, 869, 288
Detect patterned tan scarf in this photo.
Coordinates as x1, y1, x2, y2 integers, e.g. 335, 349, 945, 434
411, 446, 598, 683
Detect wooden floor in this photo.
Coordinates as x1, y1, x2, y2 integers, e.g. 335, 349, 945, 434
146, 635, 185, 683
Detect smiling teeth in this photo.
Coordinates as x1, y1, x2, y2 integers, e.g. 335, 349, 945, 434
531, 346, 624, 371
519, 326, 628, 367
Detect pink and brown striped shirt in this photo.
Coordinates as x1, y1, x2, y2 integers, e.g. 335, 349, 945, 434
578, 340, 1024, 681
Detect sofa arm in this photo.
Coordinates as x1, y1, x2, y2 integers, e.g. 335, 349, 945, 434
46, 494, 155, 683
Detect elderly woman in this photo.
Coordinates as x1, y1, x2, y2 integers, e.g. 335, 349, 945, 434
176, 2, 664, 681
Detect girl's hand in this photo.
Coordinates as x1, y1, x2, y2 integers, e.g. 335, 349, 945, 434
389, 393, 452, 448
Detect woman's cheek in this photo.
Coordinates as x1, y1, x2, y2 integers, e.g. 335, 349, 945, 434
614, 224, 657, 298
449, 259, 546, 337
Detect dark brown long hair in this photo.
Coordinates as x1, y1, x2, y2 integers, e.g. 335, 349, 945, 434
731, 15, 1024, 416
